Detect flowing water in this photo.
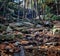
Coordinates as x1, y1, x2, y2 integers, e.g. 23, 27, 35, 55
14, 46, 25, 56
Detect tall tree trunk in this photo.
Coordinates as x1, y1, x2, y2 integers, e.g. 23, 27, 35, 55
37, 0, 42, 20
23, 0, 26, 19
17, 0, 20, 22
56, 0, 59, 15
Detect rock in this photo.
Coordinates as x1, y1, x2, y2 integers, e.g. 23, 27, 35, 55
6, 26, 12, 33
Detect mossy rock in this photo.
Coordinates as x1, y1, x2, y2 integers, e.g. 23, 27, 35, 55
0, 34, 15, 40
0, 25, 7, 31
15, 34, 23, 39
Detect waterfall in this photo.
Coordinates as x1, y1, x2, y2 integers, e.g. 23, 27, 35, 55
14, 46, 25, 56
19, 46, 25, 56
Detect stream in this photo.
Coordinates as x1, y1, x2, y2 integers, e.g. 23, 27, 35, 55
14, 46, 25, 56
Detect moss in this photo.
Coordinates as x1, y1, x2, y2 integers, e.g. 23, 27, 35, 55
15, 34, 23, 39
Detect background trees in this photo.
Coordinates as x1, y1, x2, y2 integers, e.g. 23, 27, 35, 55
0, 0, 60, 21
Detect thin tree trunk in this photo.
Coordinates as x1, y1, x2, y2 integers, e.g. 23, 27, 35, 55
23, 0, 26, 19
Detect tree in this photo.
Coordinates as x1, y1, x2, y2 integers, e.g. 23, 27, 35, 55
0, 0, 23, 19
